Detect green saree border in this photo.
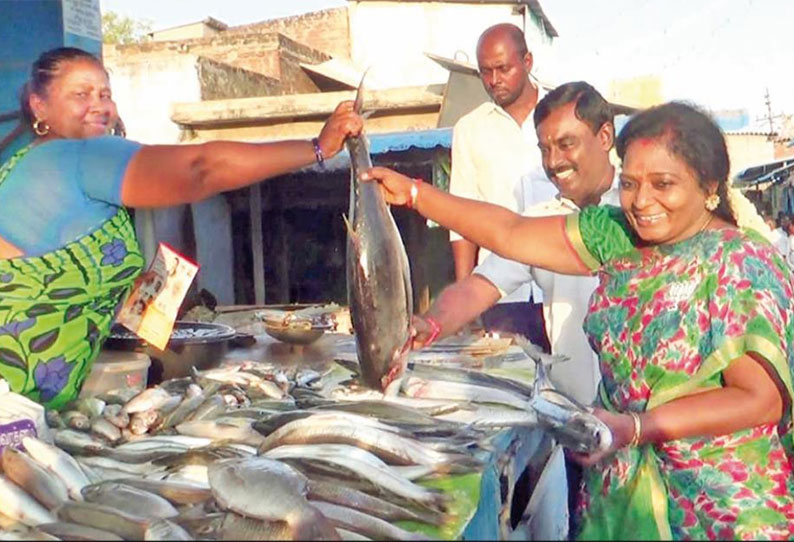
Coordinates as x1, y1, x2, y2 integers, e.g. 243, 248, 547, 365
647, 334, 794, 411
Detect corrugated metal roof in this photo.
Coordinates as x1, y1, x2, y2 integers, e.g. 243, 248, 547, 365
299, 128, 452, 172
349, 0, 558, 37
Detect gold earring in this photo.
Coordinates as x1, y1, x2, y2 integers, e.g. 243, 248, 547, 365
32, 119, 50, 137
705, 193, 720, 211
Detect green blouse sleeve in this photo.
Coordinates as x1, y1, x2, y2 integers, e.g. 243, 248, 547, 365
564, 205, 637, 270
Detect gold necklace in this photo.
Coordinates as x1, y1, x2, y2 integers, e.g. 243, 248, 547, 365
697, 213, 714, 234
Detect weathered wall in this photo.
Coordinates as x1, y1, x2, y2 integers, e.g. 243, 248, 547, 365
347, 1, 556, 89
725, 133, 776, 180
229, 7, 350, 59
196, 57, 282, 101
105, 33, 326, 95
105, 53, 202, 144
150, 22, 223, 42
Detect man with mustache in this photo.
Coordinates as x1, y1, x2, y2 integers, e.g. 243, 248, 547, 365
448, 23, 556, 350
418, 81, 619, 406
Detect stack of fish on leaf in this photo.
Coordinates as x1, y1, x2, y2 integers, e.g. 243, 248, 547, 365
0, 360, 491, 540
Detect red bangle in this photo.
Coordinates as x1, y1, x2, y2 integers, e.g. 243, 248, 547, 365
407, 178, 422, 209
423, 315, 442, 346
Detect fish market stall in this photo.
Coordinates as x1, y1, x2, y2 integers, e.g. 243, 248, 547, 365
0, 318, 570, 541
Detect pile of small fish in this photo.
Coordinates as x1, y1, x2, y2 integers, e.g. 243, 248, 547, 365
0, 362, 490, 541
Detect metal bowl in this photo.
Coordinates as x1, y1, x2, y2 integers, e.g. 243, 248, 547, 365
104, 321, 237, 383
263, 321, 325, 345
259, 305, 331, 345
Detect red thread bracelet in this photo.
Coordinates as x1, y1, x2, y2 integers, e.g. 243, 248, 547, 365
423, 315, 442, 346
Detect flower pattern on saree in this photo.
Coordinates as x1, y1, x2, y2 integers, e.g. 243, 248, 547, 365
100, 239, 128, 267
576, 221, 794, 540
33, 355, 73, 401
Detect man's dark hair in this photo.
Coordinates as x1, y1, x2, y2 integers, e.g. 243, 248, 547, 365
533, 81, 613, 136
616, 101, 736, 225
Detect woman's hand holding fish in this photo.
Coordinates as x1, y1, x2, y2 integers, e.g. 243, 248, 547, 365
361, 167, 417, 206
567, 408, 635, 467
317, 101, 364, 158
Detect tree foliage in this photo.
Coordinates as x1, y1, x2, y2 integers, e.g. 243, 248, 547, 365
102, 11, 152, 44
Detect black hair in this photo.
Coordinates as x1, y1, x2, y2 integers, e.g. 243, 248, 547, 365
19, 47, 104, 125
533, 81, 614, 138
616, 102, 736, 225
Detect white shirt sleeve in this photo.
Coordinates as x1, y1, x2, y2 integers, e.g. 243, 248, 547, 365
474, 251, 534, 299
448, 122, 479, 243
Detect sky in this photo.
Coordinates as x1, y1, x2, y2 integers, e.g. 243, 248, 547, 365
100, 0, 793, 128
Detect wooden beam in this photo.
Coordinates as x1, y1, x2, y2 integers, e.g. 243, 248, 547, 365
171, 85, 444, 127
249, 184, 265, 304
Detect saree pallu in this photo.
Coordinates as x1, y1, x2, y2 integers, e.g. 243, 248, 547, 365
567, 207, 794, 540
0, 147, 144, 409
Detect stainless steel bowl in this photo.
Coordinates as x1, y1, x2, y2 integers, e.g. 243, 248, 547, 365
263, 322, 325, 345
104, 321, 237, 383
259, 305, 332, 345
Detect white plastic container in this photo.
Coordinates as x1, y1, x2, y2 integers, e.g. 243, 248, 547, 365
0, 379, 52, 451
79, 350, 151, 398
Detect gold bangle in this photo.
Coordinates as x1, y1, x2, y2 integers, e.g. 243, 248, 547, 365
629, 412, 642, 447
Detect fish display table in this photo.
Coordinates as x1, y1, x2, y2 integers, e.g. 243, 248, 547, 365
0, 327, 567, 540
222, 332, 569, 540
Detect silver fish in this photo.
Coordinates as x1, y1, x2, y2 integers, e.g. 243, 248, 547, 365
258, 413, 479, 471
37, 521, 124, 541
101, 404, 130, 429
1, 447, 68, 511
62, 410, 91, 431
264, 444, 446, 510
401, 376, 529, 410
22, 436, 89, 501
307, 479, 444, 526
90, 418, 122, 443
55, 501, 150, 541
82, 481, 178, 519
208, 457, 339, 540
310, 500, 426, 541
515, 334, 613, 453
345, 73, 413, 391
144, 519, 194, 541
175, 418, 266, 447
123, 387, 175, 415
112, 478, 211, 506
0, 473, 56, 526
175, 513, 293, 541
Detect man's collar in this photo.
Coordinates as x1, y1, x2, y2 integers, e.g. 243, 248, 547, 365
556, 166, 621, 210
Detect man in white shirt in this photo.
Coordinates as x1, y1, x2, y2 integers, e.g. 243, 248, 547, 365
449, 23, 556, 350
416, 81, 618, 406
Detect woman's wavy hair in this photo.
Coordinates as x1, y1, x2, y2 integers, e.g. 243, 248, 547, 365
19, 47, 105, 126
616, 102, 736, 225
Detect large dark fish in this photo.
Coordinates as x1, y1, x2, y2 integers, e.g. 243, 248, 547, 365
345, 74, 413, 390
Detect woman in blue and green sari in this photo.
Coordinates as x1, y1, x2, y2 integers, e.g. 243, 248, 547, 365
0, 47, 362, 409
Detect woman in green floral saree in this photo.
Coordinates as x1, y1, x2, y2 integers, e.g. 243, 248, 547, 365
365, 100, 794, 539
1, 47, 362, 408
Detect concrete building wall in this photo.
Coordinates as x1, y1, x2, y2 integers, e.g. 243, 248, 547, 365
726, 133, 776, 180
105, 33, 327, 95
150, 22, 223, 42
196, 57, 283, 101
346, 2, 555, 88
230, 7, 350, 59
105, 53, 202, 144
